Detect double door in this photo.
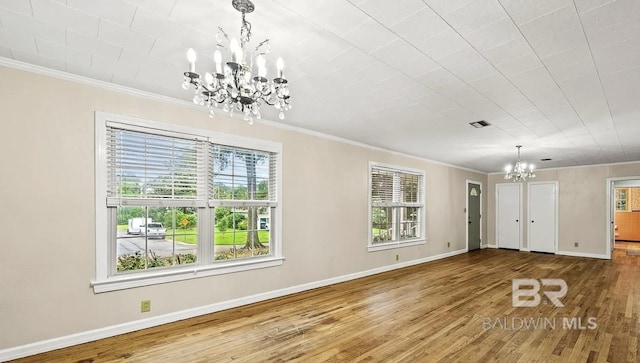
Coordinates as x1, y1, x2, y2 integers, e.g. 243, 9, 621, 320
496, 182, 557, 253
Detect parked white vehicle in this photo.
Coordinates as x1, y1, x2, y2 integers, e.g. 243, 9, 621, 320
128, 218, 151, 235
144, 222, 166, 239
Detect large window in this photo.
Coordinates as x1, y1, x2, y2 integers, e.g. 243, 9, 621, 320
94, 112, 282, 292
369, 162, 425, 251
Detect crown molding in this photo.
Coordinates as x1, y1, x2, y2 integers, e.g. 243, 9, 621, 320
0, 56, 485, 175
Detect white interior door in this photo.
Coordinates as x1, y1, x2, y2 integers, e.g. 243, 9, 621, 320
529, 182, 557, 253
497, 183, 521, 250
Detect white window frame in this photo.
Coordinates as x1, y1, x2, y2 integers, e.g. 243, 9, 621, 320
93, 112, 283, 293
368, 161, 426, 252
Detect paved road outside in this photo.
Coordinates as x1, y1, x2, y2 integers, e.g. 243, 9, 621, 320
116, 231, 269, 257
117, 230, 196, 257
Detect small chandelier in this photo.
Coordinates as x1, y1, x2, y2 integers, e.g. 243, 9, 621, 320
504, 145, 536, 181
181, 0, 291, 124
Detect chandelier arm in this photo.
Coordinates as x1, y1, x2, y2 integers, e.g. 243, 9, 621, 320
217, 27, 230, 45
260, 96, 275, 106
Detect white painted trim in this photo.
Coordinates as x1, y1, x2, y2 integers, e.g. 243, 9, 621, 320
487, 244, 498, 248
466, 180, 483, 251
0, 58, 484, 174
527, 181, 559, 254
0, 249, 467, 361
520, 248, 531, 252
367, 240, 426, 252
92, 258, 285, 293
556, 250, 609, 259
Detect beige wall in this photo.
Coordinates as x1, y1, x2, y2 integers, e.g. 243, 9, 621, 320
0, 65, 487, 350
487, 163, 640, 255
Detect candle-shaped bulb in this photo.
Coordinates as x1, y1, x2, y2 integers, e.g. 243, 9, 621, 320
256, 55, 266, 78
505, 165, 512, 173
230, 39, 239, 62
187, 48, 197, 72
214, 50, 222, 74
276, 57, 284, 78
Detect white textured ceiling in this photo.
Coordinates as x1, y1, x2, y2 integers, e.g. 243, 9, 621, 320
0, 0, 639, 173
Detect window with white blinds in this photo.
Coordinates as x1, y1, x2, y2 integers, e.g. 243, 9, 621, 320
211, 145, 277, 204
369, 163, 425, 248
94, 113, 283, 292
106, 126, 208, 206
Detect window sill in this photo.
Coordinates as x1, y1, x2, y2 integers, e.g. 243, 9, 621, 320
91, 256, 285, 293
367, 239, 426, 252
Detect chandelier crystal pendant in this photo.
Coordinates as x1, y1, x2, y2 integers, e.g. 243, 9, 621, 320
181, 0, 291, 124
504, 145, 536, 182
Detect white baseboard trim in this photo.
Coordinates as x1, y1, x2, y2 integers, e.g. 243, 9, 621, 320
0, 248, 467, 361
520, 248, 530, 252
556, 250, 609, 259
487, 244, 498, 248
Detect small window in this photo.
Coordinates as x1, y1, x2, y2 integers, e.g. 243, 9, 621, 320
369, 162, 425, 251
616, 188, 628, 211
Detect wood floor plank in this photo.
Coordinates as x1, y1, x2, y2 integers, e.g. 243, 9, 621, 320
9, 248, 640, 362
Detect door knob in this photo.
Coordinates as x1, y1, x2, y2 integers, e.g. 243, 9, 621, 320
516, 219, 519, 222
531, 220, 535, 223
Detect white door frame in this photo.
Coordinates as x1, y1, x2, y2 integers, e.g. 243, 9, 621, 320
606, 176, 640, 260
496, 182, 523, 250
466, 179, 483, 251
527, 181, 558, 253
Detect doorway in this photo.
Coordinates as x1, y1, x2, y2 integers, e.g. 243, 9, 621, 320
467, 180, 482, 251
496, 183, 522, 250
608, 178, 640, 254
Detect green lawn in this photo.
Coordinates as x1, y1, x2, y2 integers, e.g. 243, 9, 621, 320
214, 230, 270, 245
117, 225, 269, 245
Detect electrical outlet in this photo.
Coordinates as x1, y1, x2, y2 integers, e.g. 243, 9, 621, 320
141, 300, 151, 313
574, 242, 579, 247
395, 254, 399, 261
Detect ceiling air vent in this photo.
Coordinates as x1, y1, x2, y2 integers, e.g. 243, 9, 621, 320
469, 120, 491, 128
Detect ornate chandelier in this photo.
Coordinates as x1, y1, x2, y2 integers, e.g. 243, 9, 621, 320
504, 145, 536, 181
181, 0, 291, 124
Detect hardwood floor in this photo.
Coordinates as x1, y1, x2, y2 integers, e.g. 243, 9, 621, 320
11, 249, 640, 362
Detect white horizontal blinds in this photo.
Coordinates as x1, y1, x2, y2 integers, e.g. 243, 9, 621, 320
211, 145, 276, 206
399, 172, 422, 206
371, 168, 422, 207
106, 126, 207, 207
371, 168, 394, 206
